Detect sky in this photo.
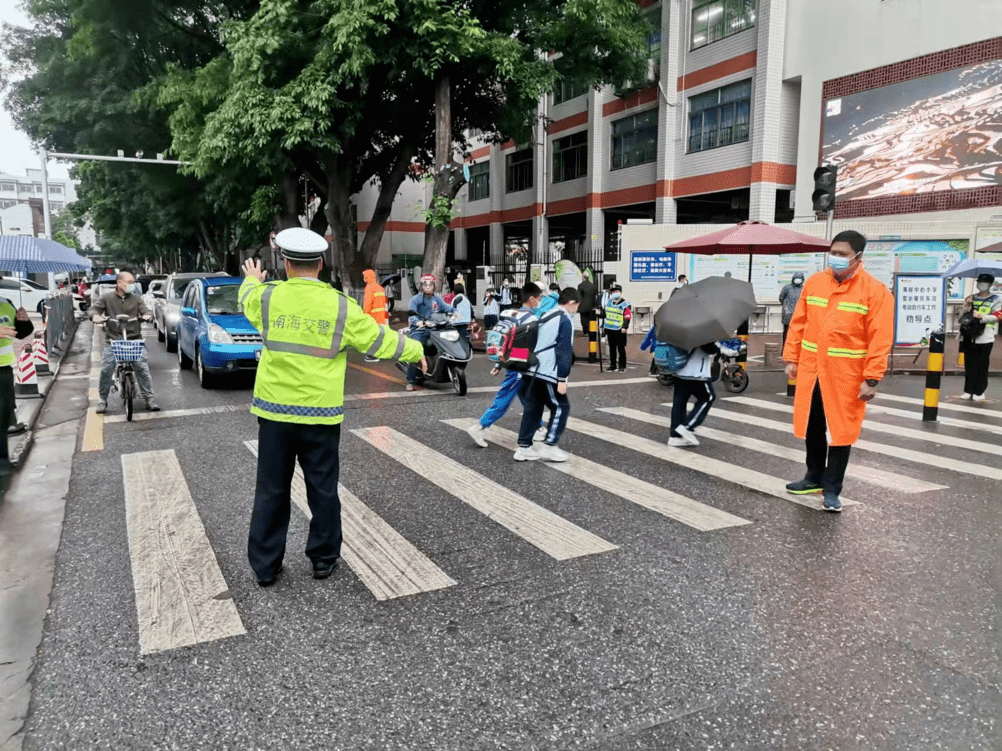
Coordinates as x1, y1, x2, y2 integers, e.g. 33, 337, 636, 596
0, 0, 71, 179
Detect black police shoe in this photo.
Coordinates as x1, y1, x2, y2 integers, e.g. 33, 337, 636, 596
785, 478, 823, 495
312, 559, 340, 580
256, 565, 282, 587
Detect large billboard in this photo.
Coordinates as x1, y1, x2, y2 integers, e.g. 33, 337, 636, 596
821, 59, 1002, 202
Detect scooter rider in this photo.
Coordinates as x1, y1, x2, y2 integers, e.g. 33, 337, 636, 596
406, 274, 454, 391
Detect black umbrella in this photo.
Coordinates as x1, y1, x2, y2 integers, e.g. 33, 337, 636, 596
381, 274, 401, 286
655, 276, 756, 351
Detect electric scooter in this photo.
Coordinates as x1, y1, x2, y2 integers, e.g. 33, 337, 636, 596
395, 312, 473, 395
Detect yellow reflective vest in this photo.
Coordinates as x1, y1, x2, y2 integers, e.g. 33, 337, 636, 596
604, 300, 630, 331
240, 277, 423, 425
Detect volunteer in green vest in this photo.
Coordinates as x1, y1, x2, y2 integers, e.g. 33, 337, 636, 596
0, 298, 35, 487
603, 283, 632, 372
239, 228, 427, 587
961, 273, 1002, 401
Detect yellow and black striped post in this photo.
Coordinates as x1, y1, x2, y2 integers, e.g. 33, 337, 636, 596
588, 312, 599, 364
922, 330, 945, 422
786, 376, 796, 398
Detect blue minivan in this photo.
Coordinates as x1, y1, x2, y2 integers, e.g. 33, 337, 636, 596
176, 277, 263, 387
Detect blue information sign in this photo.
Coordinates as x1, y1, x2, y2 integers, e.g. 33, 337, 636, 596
630, 251, 677, 282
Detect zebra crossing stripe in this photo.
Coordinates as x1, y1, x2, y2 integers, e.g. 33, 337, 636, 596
707, 405, 1002, 482
105, 404, 248, 424
873, 393, 1002, 422
121, 450, 245, 654
613, 406, 946, 494
352, 426, 619, 560
563, 418, 859, 510
856, 402, 1002, 437
441, 418, 751, 532
728, 396, 1002, 459
244, 441, 455, 601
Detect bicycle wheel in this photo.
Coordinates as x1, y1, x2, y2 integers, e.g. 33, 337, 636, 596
124, 372, 135, 421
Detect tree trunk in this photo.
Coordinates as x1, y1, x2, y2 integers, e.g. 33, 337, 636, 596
276, 172, 301, 230
422, 72, 466, 287
358, 141, 417, 273
325, 155, 361, 295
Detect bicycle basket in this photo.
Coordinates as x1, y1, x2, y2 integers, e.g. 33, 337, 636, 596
111, 339, 145, 362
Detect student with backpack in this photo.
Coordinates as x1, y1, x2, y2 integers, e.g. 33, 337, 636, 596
450, 283, 473, 342
483, 286, 500, 332
467, 283, 548, 447
667, 343, 721, 448
514, 288, 580, 462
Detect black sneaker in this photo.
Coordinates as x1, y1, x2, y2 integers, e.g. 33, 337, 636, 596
822, 491, 842, 513
786, 478, 823, 495
313, 559, 339, 580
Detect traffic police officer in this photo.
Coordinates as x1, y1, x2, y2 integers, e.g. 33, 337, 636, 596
240, 228, 426, 586
603, 283, 632, 372
0, 297, 34, 493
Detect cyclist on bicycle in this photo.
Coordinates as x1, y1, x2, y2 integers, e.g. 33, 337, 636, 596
90, 271, 160, 414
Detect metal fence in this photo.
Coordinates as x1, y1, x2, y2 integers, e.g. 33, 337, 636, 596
43, 292, 77, 361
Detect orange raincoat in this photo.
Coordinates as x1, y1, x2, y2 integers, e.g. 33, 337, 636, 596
783, 265, 893, 446
362, 269, 389, 325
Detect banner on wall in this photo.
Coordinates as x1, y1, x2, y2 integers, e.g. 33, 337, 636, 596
863, 240, 967, 300
630, 251, 676, 282
894, 273, 946, 347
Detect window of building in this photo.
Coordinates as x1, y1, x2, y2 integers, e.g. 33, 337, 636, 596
646, 7, 663, 63
688, 80, 751, 153
552, 131, 588, 183
691, 0, 756, 49
0, 200, 16, 209
611, 110, 659, 170
505, 148, 534, 193
0, 182, 15, 192
34, 184, 43, 193
48, 185, 63, 194
468, 161, 490, 201
50, 202, 64, 212
18, 184, 32, 194
553, 79, 587, 105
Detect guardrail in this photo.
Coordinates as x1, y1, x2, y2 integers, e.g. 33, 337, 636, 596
43, 292, 77, 360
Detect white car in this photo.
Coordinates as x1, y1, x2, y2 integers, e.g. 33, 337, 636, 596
144, 280, 164, 313
0, 277, 51, 314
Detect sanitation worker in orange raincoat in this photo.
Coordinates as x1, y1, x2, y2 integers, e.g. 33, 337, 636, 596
362, 270, 389, 361
782, 230, 893, 512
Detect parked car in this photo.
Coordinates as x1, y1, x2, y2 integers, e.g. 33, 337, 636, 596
0, 277, 50, 314
143, 280, 164, 313
176, 277, 263, 388
153, 271, 228, 353
136, 274, 167, 295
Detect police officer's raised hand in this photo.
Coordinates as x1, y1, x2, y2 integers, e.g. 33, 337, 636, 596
243, 258, 267, 283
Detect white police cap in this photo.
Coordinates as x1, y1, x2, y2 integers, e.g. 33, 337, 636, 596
275, 227, 328, 261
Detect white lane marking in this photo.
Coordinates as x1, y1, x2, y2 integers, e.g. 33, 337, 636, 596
442, 418, 751, 532
121, 450, 245, 655
244, 442, 455, 600
57, 373, 90, 380
105, 404, 247, 424
849, 402, 1002, 437
103, 377, 661, 425
707, 405, 1002, 482
613, 406, 946, 494
874, 393, 1002, 421
352, 426, 618, 560
729, 396, 1002, 459
563, 418, 858, 510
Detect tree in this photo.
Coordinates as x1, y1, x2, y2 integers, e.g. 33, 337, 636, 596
1, 0, 270, 274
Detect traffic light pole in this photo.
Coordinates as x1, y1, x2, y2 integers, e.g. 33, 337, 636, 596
825, 208, 834, 243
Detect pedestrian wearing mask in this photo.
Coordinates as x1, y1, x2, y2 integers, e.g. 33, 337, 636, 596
779, 272, 805, 345
603, 284, 632, 372
961, 273, 1001, 401
0, 298, 34, 490
483, 286, 500, 332
782, 230, 893, 512
500, 278, 513, 312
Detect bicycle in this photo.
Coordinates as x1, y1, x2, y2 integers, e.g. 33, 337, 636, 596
98, 314, 147, 422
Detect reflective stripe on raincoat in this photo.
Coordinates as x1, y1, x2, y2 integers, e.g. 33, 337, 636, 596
782, 266, 893, 445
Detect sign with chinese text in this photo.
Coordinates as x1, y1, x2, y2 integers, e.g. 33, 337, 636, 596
630, 251, 677, 282
894, 273, 946, 347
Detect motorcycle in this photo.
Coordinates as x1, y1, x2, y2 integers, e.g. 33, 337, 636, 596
395, 312, 472, 395
652, 340, 750, 394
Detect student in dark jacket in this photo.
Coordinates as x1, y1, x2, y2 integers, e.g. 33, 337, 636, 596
514, 288, 580, 463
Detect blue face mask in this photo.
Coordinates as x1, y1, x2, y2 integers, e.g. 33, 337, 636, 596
829, 253, 858, 272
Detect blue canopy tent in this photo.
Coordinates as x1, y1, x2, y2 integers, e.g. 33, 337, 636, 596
0, 235, 92, 308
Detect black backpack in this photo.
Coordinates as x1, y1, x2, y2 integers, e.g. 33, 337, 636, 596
958, 311, 985, 343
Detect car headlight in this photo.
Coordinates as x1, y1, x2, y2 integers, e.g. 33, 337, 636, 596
207, 324, 233, 344
439, 330, 459, 342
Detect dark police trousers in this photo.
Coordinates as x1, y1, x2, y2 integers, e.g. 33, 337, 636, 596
805, 382, 851, 497
0, 366, 14, 477
249, 418, 342, 579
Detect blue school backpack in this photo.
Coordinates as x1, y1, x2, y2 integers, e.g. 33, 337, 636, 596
653, 341, 689, 373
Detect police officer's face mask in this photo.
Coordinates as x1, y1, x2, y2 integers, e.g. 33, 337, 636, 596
977, 282, 991, 293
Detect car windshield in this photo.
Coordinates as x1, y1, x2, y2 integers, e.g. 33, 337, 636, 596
171, 279, 191, 299
204, 285, 241, 315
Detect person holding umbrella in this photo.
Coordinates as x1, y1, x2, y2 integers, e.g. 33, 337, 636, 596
782, 231, 893, 512
961, 273, 1001, 401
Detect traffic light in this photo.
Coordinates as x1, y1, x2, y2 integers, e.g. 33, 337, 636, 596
812, 166, 837, 213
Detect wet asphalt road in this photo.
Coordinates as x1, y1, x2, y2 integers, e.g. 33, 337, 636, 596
18, 323, 1001, 749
